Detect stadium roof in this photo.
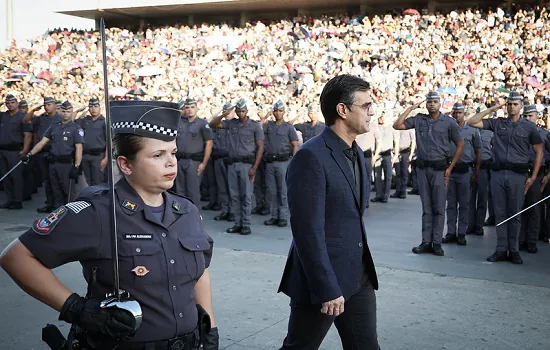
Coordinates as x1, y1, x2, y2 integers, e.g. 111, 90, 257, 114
57, 0, 417, 20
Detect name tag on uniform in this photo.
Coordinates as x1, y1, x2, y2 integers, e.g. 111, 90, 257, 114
124, 234, 153, 240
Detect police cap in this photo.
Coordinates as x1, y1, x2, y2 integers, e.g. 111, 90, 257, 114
222, 102, 234, 112
110, 100, 180, 142
523, 104, 538, 115
426, 91, 440, 101
60, 101, 73, 110
89, 98, 100, 107
452, 103, 464, 111
273, 100, 286, 111
19, 100, 28, 107
507, 91, 523, 101
4, 94, 16, 102
184, 98, 197, 106
235, 98, 247, 110
43, 96, 56, 105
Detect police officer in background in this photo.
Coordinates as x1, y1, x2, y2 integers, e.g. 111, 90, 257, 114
293, 105, 325, 143
174, 98, 213, 207
212, 103, 235, 222
371, 112, 398, 203
443, 103, 481, 246
209, 99, 265, 235
262, 100, 299, 228
393, 92, 464, 257
18, 99, 36, 200
0, 94, 32, 210
468, 92, 543, 264
24, 96, 62, 213
391, 126, 415, 199
356, 123, 376, 206
468, 109, 494, 236
76, 98, 107, 186
23, 101, 84, 208
0, 100, 219, 350
519, 105, 550, 254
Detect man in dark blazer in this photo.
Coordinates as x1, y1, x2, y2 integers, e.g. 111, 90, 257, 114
277, 74, 380, 350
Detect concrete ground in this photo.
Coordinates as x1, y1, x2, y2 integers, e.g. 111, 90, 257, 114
1, 188, 549, 350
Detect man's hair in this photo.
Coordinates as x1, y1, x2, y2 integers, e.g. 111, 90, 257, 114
320, 75, 370, 126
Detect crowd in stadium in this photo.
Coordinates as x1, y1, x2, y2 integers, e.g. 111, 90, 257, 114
2, 5, 550, 122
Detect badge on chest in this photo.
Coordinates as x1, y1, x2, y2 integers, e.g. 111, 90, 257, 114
124, 234, 153, 240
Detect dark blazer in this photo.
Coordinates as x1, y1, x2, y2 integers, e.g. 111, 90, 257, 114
278, 127, 378, 305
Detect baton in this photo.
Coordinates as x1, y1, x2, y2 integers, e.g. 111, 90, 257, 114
496, 193, 550, 226
0, 160, 22, 183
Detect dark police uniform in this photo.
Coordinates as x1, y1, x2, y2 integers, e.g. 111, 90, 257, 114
294, 120, 325, 143
356, 129, 376, 205
222, 100, 264, 234
262, 103, 298, 227
468, 129, 493, 235
0, 95, 32, 209
519, 106, 550, 253
32, 97, 62, 212
44, 104, 84, 207
76, 99, 106, 186
481, 100, 542, 261
403, 93, 463, 252
392, 129, 414, 198
174, 102, 213, 208
212, 104, 234, 221
18, 100, 214, 349
445, 119, 481, 243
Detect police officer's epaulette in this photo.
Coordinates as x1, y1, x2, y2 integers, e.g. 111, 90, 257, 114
167, 189, 194, 205
77, 184, 109, 200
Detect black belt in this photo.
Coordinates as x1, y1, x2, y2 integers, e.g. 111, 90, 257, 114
84, 148, 105, 156
0, 143, 23, 151
379, 149, 392, 157
493, 163, 530, 174
416, 159, 448, 170
176, 152, 204, 161
452, 162, 472, 174
480, 160, 493, 169
212, 152, 228, 160
224, 156, 255, 165
49, 155, 74, 163
400, 147, 411, 154
117, 329, 198, 350
264, 153, 291, 163
363, 149, 372, 158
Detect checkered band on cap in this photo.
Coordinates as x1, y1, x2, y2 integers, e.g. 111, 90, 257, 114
235, 98, 247, 109
5, 94, 16, 102
273, 100, 286, 111
508, 91, 523, 101
19, 100, 28, 107
426, 91, 440, 100
43, 97, 56, 104
452, 103, 464, 111
112, 121, 178, 137
110, 100, 181, 142
523, 104, 538, 114
89, 98, 100, 106
222, 102, 234, 112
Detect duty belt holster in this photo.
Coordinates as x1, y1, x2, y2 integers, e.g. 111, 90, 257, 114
494, 163, 531, 175
363, 149, 372, 158
176, 152, 204, 162
451, 162, 472, 174
416, 159, 448, 171
379, 149, 392, 157
264, 153, 291, 163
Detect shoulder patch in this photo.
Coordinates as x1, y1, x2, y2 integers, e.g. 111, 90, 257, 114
205, 124, 210, 129
65, 201, 91, 214
79, 129, 85, 137
32, 206, 69, 235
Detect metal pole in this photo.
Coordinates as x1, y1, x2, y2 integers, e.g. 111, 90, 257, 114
6, 0, 14, 46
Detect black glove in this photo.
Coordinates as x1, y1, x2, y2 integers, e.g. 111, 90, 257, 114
69, 166, 79, 179
20, 153, 32, 164
202, 327, 219, 350
59, 293, 136, 339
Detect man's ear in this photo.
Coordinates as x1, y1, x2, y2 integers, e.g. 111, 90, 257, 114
336, 103, 348, 120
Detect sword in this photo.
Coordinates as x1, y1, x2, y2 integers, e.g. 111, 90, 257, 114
98, 17, 142, 330
496, 193, 550, 226
0, 160, 22, 183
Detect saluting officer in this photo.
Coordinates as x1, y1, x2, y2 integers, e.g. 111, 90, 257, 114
468, 92, 544, 264
468, 110, 494, 236
293, 105, 325, 143
0, 94, 32, 210
262, 100, 299, 228
371, 112, 399, 203
443, 103, 481, 246
393, 92, 464, 257
209, 99, 265, 235
356, 124, 376, 206
174, 98, 213, 208
212, 103, 235, 222
0, 100, 219, 350
24, 96, 62, 213
391, 128, 415, 199
519, 105, 550, 254
76, 98, 107, 186
23, 101, 84, 208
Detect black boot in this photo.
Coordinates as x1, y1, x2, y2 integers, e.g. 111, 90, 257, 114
433, 244, 445, 256
240, 226, 252, 235
442, 234, 457, 244
412, 243, 433, 254
527, 243, 538, 254
226, 225, 242, 233
456, 234, 467, 246
8, 202, 22, 210
226, 214, 235, 222
509, 252, 523, 264
277, 219, 288, 227
484, 217, 495, 226
264, 218, 279, 226
214, 213, 229, 221
487, 251, 508, 262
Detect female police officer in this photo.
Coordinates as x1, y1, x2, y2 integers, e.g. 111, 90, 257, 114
0, 100, 219, 349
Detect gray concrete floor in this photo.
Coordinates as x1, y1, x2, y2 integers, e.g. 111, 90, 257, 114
0, 188, 549, 350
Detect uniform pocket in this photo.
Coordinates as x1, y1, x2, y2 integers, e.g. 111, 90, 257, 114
118, 239, 163, 287
178, 236, 211, 280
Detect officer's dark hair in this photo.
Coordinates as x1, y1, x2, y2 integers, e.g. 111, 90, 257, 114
320, 75, 370, 126
113, 134, 146, 161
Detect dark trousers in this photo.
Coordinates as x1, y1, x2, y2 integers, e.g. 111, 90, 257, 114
0, 150, 24, 203
253, 161, 267, 208
81, 153, 105, 186
394, 151, 410, 194
541, 184, 550, 240
205, 158, 218, 205
37, 152, 54, 207
280, 279, 380, 350
520, 174, 542, 245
